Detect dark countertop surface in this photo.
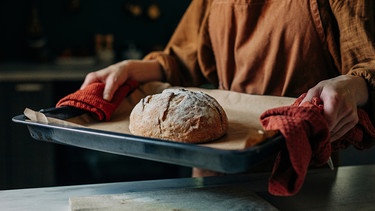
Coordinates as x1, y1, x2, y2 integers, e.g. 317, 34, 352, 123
0, 165, 374, 210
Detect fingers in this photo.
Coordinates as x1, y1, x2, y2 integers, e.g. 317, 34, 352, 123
299, 86, 321, 105
328, 108, 359, 142
101, 65, 129, 101
80, 68, 111, 90
330, 120, 357, 142
80, 65, 128, 101
103, 82, 115, 101
320, 95, 359, 142
300, 82, 359, 142
103, 73, 122, 101
80, 72, 100, 90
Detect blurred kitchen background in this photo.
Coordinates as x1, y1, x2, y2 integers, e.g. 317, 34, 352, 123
1, 0, 375, 191
1, 0, 191, 63
0, 0, 192, 190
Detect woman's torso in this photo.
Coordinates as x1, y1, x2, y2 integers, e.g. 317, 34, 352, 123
208, 0, 339, 97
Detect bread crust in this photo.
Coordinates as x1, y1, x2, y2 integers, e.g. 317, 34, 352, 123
129, 88, 228, 143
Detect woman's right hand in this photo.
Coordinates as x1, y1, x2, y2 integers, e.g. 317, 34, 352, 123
81, 60, 163, 101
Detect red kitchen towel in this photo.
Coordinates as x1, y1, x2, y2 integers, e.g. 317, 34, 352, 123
56, 80, 138, 121
260, 94, 375, 196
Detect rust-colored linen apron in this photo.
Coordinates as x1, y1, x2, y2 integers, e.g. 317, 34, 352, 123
209, 0, 338, 97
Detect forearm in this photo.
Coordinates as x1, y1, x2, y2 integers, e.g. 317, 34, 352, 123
117, 59, 164, 83
329, 0, 375, 122
142, 0, 215, 87
347, 75, 368, 107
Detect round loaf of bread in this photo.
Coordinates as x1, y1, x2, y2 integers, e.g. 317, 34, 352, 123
129, 88, 228, 143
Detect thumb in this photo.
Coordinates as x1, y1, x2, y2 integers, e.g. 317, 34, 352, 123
299, 89, 320, 105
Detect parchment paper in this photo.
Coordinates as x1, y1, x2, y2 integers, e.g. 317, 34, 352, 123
25, 82, 295, 150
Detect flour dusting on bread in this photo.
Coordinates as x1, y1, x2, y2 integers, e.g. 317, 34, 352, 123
129, 88, 228, 143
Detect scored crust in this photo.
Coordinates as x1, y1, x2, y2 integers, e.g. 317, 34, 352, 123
129, 88, 228, 143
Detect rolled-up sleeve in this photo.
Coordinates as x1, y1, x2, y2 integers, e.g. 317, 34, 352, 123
329, 0, 375, 117
143, 0, 218, 87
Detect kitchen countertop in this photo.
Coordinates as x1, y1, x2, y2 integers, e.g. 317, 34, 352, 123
0, 165, 374, 210
0, 62, 106, 81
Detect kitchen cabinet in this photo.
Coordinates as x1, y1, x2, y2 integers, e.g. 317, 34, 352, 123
0, 81, 55, 189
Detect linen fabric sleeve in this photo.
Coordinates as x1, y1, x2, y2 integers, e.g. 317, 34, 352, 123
329, 0, 375, 118
143, 0, 218, 87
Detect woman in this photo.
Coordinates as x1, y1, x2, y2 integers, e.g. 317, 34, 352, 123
81, 0, 375, 172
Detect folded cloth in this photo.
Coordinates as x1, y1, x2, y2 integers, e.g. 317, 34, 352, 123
260, 94, 375, 196
56, 80, 138, 121
333, 109, 375, 151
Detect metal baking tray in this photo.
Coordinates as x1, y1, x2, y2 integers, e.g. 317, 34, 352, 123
12, 106, 284, 174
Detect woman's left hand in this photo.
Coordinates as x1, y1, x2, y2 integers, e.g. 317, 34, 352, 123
300, 75, 368, 142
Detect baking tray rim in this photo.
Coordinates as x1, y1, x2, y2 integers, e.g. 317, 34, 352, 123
12, 113, 283, 155
12, 106, 285, 173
